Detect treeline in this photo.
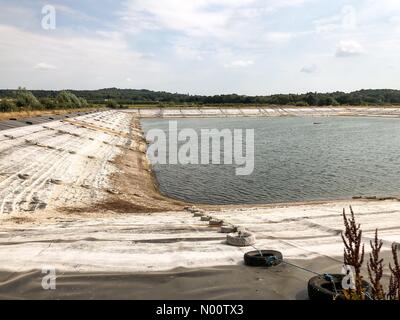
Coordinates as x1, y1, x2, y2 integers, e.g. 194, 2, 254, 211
0, 88, 93, 112
2, 88, 400, 110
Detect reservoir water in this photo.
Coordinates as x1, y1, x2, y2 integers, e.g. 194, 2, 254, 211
141, 117, 400, 205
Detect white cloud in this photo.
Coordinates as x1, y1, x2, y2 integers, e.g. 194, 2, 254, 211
335, 40, 365, 57
361, 0, 400, 21
315, 5, 357, 34
174, 45, 205, 61
224, 59, 254, 68
2, 0, 400, 94
54, 3, 100, 23
263, 32, 293, 44
120, 0, 232, 37
0, 25, 166, 89
34, 62, 57, 70
0, 5, 38, 29
300, 64, 317, 73
120, 0, 311, 38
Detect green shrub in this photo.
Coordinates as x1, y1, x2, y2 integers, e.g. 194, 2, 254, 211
106, 99, 119, 109
56, 91, 86, 109
0, 99, 17, 112
295, 101, 309, 106
79, 98, 88, 107
39, 98, 59, 110
15, 88, 42, 109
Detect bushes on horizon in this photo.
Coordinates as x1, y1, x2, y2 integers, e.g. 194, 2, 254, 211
305, 93, 318, 106
106, 99, 119, 109
79, 97, 88, 107
0, 88, 92, 112
56, 91, 88, 109
295, 101, 309, 106
15, 88, 42, 110
39, 98, 59, 110
0, 99, 17, 112
4, 88, 400, 107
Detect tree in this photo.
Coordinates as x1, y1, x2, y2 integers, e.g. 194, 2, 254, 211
0, 99, 17, 112
305, 93, 318, 106
79, 98, 88, 107
106, 99, 119, 109
56, 91, 84, 108
4, 88, 400, 107
15, 88, 41, 109
39, 98, 58, 110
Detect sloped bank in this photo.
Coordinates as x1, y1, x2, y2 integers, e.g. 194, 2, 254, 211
0, 110, 186, 224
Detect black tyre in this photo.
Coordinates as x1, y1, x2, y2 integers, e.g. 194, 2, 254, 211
244, 250, 283, 267
308, 274, 372, 301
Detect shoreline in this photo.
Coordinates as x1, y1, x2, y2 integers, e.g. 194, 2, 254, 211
127, 106, 400, 119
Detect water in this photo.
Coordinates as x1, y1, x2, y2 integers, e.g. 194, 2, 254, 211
141, 117, 400, 205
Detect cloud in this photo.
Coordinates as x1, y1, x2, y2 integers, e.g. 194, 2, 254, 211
3, 0, 400, 94
300, 64, 317, 74
315, 5, 357, 34
0, 25, 165, 89
263, 32, 293, 44
119, 0, 311, 38
54, 3, 100, 23
224, 59, 254, 68
174, 45, 205, 61
34, 62, 56, 70
335, 40, 365, 57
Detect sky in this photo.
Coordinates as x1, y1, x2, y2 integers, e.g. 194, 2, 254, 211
0, 0, 399, 95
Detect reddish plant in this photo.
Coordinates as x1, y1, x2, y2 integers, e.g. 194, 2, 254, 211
341, 206, 365, 298
341, 208, 400, 301
388, 243, 400, 300
367, 229, 385, 300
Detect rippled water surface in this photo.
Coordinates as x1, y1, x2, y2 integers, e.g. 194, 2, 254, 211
141, 117, 400, 204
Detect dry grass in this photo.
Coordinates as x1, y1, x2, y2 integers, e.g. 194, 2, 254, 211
342, 206, 365, 298
388, 244, 400, 300
342, 209, 400, 300
367, 229, 385, 300
0, 108, 97, 121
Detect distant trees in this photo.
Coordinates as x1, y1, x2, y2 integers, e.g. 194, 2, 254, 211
106, 99, 119, 109
0, 88, 93, 113
15, 87, 42, 109
2, 88, 400, 109
55, 91, 88, 108
0, 99, 17, 112
305, 93, 318, 106
320, 96, 339, 106
79, 97, 88, 107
